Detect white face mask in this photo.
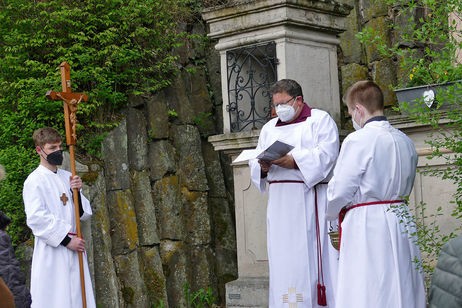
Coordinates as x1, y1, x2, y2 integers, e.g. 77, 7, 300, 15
276, 98, 300, 122
352, 109, 362, 130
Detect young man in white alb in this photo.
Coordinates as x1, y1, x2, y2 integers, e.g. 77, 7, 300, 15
23, 127, 96, 308
326, 80, 426, 308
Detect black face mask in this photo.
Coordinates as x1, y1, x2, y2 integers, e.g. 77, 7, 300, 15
44, 149, 64, 166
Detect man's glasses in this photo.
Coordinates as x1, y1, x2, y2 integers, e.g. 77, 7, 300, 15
274, 96, 297, 107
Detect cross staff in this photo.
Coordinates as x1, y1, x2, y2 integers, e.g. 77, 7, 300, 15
46, 62, 88, 308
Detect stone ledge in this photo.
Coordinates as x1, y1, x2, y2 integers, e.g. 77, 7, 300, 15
226, 277, 269, 308
202, 0, 352, 40
208, 131, 261, 154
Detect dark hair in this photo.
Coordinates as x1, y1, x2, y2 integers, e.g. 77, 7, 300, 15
32, 127, 62, 147
270, 79, 303, 99
0, 211, 11, 230
343, 80, 384, 113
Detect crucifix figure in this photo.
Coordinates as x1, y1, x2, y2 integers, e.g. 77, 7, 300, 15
46, 61, 88, 308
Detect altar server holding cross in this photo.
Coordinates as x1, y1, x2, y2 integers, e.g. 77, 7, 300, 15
23, 62, 95, 308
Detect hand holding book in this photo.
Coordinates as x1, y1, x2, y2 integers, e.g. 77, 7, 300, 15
233, 140, 294, 163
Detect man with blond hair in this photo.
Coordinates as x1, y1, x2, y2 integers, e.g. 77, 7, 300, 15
326, 80, 426, 308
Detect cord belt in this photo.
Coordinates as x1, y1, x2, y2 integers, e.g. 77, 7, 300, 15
338, 200, 405, 251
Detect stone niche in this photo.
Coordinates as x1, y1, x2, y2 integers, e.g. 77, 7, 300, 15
203, 0, 351, 307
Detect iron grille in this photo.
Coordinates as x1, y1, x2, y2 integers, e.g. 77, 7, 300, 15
226, 42, 278, 132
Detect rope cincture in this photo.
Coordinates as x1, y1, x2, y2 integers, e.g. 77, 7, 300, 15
268, 180, 329, 306
338, 200, 405, 251
314, 183, 327, 306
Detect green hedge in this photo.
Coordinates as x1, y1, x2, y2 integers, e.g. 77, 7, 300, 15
0, 0, 197, 245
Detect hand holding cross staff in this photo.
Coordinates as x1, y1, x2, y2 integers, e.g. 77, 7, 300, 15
46, 62, 88, 308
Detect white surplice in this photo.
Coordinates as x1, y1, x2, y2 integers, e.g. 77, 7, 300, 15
326, 120, 426, 308
23, 165, 96, 308
250, 108, 340, 308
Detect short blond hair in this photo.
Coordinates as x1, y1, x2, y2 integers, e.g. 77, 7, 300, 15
343, 80, 384, 113
32, 127, 62, 147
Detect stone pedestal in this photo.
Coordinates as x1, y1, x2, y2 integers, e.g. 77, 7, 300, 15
209, 132, 270, 307
204, 1, 351, 306
202, 0, 352, 132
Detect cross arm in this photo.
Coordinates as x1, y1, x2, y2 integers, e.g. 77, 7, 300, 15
46, 90, 88, 102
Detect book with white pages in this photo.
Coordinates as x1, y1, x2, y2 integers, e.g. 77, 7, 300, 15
232, 140, 294, 163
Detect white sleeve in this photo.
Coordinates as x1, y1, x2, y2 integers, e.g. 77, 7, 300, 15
23, 179, 72, 247
249, 129, 268, 194
326, 135, 370, 220
76, 191, 92, 221
292, 112, 340, 188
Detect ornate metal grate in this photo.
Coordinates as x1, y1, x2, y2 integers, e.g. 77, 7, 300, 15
226, 42, 278, 132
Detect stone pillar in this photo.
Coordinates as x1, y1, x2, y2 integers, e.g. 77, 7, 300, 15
203, 1, 351, 306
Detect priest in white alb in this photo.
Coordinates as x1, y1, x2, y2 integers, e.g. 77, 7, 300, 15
23, 127, 96, 308
326, 80, 426, 308
249, 79, 340, 307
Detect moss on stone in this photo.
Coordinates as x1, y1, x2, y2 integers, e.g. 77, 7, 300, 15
122, 286, 135, 304
144, 267, 166, 304
81, 171, 99, 183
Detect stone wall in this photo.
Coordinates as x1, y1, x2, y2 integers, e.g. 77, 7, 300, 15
79, 22, 236, 307
338, 0, 401, 129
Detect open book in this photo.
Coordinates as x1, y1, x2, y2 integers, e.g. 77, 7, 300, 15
233, 140, 294, 163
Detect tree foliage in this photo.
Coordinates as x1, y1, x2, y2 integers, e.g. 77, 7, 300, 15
0, 0, 196, 245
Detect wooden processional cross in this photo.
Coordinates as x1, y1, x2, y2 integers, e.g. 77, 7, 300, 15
46, 62, 88, 308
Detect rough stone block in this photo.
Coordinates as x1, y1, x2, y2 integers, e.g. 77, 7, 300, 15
152, 176, 184, 240
126, 108, 148, 171
185, 68, 213, 115
160, 240, 188, 308
391, 6, 426, 48
201, 141, 227, 198
208, 197, 238, 302
131, 170, 160, 246
102, 118, 130, 190
371, 58, 397, 106
146, 93, 169, 140
127, 93, 145, 108
340, 63, 369, 96
89, 174, 121, 308
209, 197, 236, 253
139, 246, 169, 307
165, 73, 195, 124
114, 251, 149, 308
173, 22, 206, 66
171, 125, 208, 191
189, 246, 215, 293
107, 189, 139, 255
173, 23, 194, 66
364, 16, 390, 63
362, 0, 388, 23
148, 140, 176, 181
181, 188, 211, 245
339, 4, 363, 64
205, 42, 223, 133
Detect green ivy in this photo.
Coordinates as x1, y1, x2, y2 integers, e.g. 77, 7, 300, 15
0, 0, 199, 245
